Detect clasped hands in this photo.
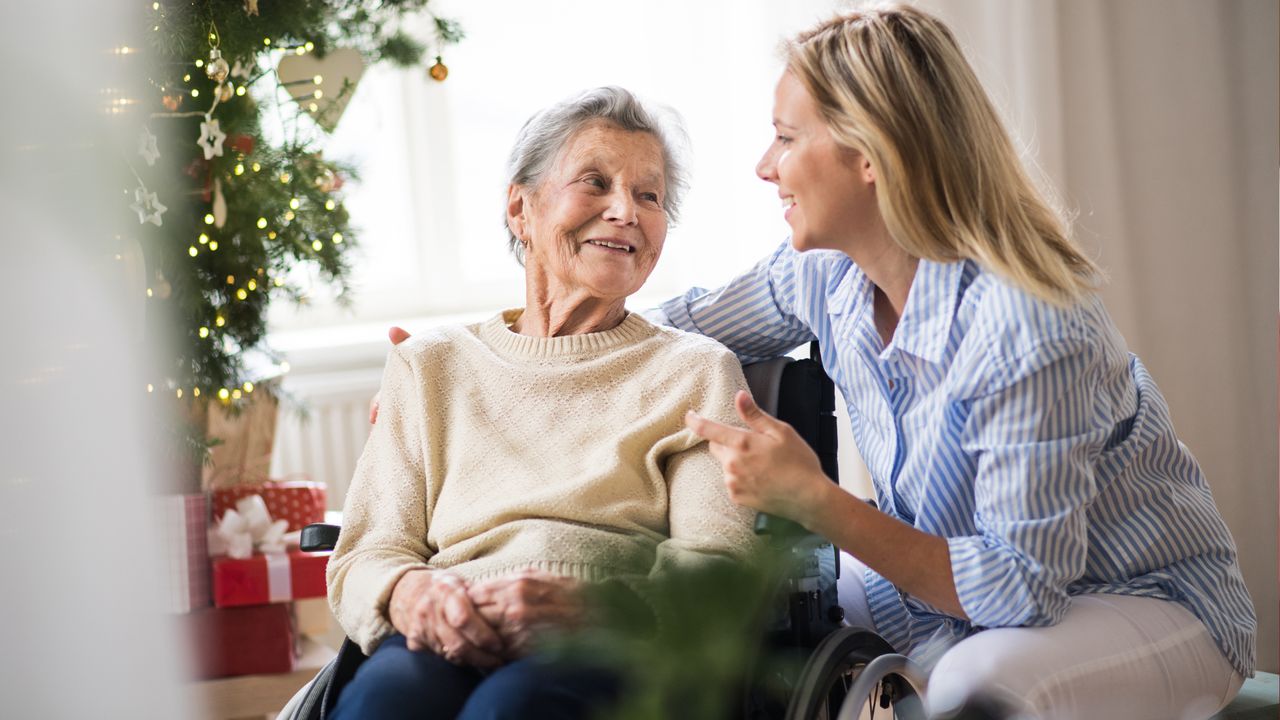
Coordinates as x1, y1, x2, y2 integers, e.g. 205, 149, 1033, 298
388, 568, 583, 669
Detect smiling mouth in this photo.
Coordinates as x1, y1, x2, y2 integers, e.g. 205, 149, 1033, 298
585, 239, 635, 253
781, 196, 795, 210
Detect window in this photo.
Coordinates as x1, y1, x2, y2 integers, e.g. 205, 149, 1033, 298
267, 0, 845, 332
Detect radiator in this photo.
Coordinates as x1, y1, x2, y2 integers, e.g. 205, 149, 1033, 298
269, 365, 383, 511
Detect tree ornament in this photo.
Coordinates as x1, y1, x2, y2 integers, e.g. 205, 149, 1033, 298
162, 93, 184, 111
130, 185, 167, 227
206, 48, 231, 84
197, 117, 227, 160
428, 56, 448, 82
154, 269, 173, 300
212, 178, 228, 229
243, 0, 259, 16
227, 134, 256, 155
276, 48, 365, 132
137, 127, 161, 166
314, 167, 337, 193
218, 81, 235, 103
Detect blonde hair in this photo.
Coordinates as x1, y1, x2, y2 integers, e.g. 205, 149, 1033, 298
785, 3, 1099, 304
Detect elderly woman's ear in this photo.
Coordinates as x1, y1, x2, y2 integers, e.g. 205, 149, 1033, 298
506, 184, 529, 245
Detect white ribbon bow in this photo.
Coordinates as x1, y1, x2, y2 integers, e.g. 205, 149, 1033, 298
208, 494, 296, 560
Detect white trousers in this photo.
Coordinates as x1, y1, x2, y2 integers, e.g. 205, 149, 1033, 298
837, 552, 1244, 720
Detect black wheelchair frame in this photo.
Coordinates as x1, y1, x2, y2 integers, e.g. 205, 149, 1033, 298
283, 343, 929, 720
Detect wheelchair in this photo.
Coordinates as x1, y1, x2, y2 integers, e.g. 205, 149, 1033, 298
280, 343, 932, 720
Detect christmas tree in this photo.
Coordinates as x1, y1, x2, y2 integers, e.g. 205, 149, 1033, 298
125, 0, 462, 468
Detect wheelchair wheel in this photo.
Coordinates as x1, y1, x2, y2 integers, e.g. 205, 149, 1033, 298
784, 627, 925, 720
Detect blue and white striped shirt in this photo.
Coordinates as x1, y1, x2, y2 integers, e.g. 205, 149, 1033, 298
660, 240, 1256, 676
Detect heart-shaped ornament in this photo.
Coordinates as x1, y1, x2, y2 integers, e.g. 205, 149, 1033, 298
276, 48, 366, 133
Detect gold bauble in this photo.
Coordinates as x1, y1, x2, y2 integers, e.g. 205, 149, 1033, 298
206, 48, 231, 84
428, 57, 448, 82
218, 82, 235, 102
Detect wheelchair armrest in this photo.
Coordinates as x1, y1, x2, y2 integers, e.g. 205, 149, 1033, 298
301, 523, 341, 552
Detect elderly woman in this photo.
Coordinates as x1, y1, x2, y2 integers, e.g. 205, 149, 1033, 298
326, 87, 756, 720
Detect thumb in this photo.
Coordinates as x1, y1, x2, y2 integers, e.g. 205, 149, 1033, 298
389, 326, 411, 345
735, 390, 780, 434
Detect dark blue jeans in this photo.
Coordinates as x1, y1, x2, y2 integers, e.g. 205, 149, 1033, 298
328, 634, 623, 720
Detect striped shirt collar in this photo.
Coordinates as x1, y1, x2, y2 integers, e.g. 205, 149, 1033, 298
853, 256, 965, 365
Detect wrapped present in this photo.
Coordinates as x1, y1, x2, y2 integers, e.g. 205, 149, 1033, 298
156, 494, 211, 613
181, 603, 296, 679
202, 381, 281, 490
212, 550, 329, 608
212, 479, 326, 532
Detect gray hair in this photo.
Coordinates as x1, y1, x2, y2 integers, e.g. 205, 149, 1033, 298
504, 86, 689, 264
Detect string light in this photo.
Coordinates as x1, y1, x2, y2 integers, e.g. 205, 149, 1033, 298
308, 102, 318, 113
188, 246, 198, 257
279, 172, 291, 184
209, 241, 219, 250
280, 362, 291, 373
305, 41, 315, 52
191, 88, 200, 98
295, 47, 306, 56
251, 162, 261, 172
332, 232, 343, 244
243, 381, 254, 392
204, 214, 215, 225
147, 383, 154, 393
312, 240, 323, 251
198, 327, 209, 338
236, 289, 248, 300
215, 315, 226, 327
218, 388, 230, 400
232, 388, 243, 400
199, 233, 209, 244
267, 231, 277, 239
256, 217, 268, 229
193, 387, 201, 398
313, 75, 323, 84
289, 198, 300, 209
152, 2, 158, 9
313, 90, 324, 99
195, 59, 205, 68
176, 388, 183, 398
234, 163, 244, 175
274, 277, 285, 287
284, 210, 295, 221
236, 86, 246, 96
226, 275, 235, 284
247, 279, 257, 291
146, 288, 154, 297
263, 38, 272, 46
183, 74, 191, 82
325, 199, 336, 211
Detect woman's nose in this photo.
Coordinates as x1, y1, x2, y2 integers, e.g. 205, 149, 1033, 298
603, 188, 638, 225
756, 147, 778, 183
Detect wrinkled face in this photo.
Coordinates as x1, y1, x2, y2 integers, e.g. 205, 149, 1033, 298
508, 121, 668, 304
756, 71, 877, 253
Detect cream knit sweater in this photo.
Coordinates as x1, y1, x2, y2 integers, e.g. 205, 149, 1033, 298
328, 309, 757, 653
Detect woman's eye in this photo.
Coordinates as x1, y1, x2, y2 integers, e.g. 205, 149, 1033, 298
776, 135, 793, 145
584, 176, 606, 188
640, 192, 660, 203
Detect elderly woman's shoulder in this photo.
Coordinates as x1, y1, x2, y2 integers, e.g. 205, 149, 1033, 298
388, 324, 475, 365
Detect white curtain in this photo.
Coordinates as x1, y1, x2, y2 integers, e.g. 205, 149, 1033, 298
918, 0, 1278, 672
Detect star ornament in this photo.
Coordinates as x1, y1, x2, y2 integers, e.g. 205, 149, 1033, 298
130, 186, 167, 227
137, 127, 160, 166
198, 117, 227, 160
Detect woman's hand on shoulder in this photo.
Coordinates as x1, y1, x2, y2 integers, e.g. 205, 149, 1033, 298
685, 389, 833, 530
388, 568, 505, 668
468, 571, 585, 660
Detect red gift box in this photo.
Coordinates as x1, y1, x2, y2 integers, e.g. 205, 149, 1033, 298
156, 494, 211, 613
181, 603, 296, 679
212, 480, 326, 532
212, 550, 330, 608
